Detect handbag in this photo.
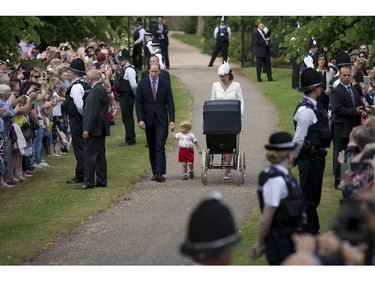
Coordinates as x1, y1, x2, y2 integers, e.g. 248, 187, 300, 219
21, 122, 35, 140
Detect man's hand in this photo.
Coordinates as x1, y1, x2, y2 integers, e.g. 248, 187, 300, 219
169, 121, 175, 132
82, 130, 89, 139
138, 121, 146, 130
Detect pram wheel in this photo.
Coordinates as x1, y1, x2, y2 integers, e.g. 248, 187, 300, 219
237, 151, 246, 185
201, 150, 209, 185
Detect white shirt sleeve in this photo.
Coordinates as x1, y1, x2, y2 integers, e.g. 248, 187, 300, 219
71, 83, 84, 115
263, 176, 288, 207
227, 26, 232, 39
293, 106, 317, 157
124, 67, 138, 94
134, 28, 145, 45
213, 27, 219, 39
304, 55, 314, 69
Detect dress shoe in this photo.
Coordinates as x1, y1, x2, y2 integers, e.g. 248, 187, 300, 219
151, 174, 156, 181
95, 183, 107, 187
67, 177, 84, 184
268, 79, 276, 82
257, 79, 263, 82
119, 141, 136, 147
207, 64, 213, 67
74, 184, 94, 190
155, 174, 165, 182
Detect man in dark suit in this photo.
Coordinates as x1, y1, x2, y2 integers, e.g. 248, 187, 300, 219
75, 69, 110, 190
135, 63, 175, 182
330, 66, 368, 188
152, 16, 170, 69
253, 22, 274, 82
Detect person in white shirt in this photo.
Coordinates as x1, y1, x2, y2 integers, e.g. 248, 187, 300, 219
174, 120, 202, 180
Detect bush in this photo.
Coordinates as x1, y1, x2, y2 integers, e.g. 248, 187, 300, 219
180, 17, 197, 35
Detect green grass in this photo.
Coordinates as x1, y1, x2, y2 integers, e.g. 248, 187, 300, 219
0, 75, 191, 265
172, 32, 203, 51
231, 67, 341, 265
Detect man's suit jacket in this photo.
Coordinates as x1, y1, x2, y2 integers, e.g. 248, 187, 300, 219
253, 29, 267, 58
141, 69, 171, 82
153, 23, 169, 46
135, 76, 175, 128
330, 83, 362, 138
83, 82, 110, 137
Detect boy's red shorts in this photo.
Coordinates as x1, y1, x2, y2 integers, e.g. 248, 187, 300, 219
178, 147, 194, 163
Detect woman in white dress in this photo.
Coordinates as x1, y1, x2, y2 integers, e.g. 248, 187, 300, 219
211, 61, 244, 179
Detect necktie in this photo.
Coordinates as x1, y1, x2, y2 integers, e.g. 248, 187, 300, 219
152, 80, 157, 101
347, 86, 355, 106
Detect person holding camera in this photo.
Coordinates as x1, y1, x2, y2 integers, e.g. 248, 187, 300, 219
292, 68, 332, 234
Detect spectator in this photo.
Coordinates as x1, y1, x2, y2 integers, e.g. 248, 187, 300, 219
253, 22, 274, 82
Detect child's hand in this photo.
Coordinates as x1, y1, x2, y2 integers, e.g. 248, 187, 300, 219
198, 149, 202, 154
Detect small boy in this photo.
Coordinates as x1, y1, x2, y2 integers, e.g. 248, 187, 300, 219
174, 120, 202, 180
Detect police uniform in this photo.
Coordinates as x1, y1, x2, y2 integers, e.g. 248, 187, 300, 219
64, 58, 91, 184
293, 68, 331, 234
255, 132, 306, 265
115, 48, 138, 146
208, 17, 231, 67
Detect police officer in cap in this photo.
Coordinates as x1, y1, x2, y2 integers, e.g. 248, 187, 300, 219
180, 192, 241, 265
132, 17, 146, 71
115, 48, 138, 147
208, 16, 231, 67
65, 58, 92, 185
292, 68, 331, 234
303, 37, 319, 69
251, 131, 306, 265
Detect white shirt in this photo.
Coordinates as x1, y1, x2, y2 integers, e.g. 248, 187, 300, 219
122, 62, 138, 94
134, 26, 145, 45
152, 48, 165, 70
211, 81, 244, 115
71, 77, 85, 115
175, 132, 197, 148
262, 165, 289, 207
52, 91, 62, 116
293, 96, 318, 158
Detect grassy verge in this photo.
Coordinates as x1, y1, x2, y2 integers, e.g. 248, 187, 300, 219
0, 75, 190, 265
232, 67, 341, 265
172, 32, 203, 51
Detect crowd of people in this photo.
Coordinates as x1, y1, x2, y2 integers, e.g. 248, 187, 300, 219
1, 17, 375, 265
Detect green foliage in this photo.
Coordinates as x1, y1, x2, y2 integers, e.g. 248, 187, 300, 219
180, 17, 198, 34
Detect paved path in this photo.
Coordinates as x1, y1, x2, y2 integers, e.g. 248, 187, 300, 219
31, 34, 276, 265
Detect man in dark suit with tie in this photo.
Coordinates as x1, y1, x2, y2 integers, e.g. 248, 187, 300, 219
75, 69, 110, 190
253, 22, 274, 82
330, 66, 369, 188
153, 16, 170, 69
136, 63, 175, 182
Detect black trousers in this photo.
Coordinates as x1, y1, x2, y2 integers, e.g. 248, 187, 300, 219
256, 55, 272, 81
132, 43, 143, 71
291, 57, 300, 89
69, 115, 84, 180
159, 39, 170, 68
333, 136, 349, 188
209, 41, 229, 65
297, 151, 326, 234
118, 94, 136, 143
84, 135, 107, 187
145, 117, 168, 175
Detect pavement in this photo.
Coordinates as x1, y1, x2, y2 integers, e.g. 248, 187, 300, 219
30, 33, 276, 265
